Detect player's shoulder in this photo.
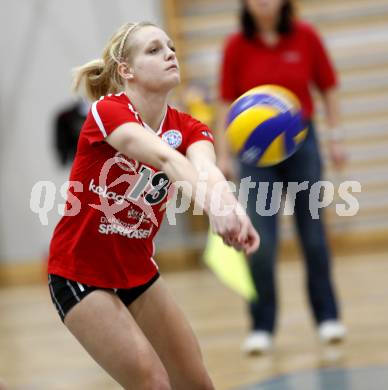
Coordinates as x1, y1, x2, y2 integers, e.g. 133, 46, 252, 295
94, 92, 129, 106
92, 92, 137, 119
167, 105, 201, 127
167, 106, 213, 137
87, 92, 141, 131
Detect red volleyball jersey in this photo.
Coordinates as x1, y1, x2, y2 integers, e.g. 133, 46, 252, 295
220, 21, 337, 119
48, 92, 214, 288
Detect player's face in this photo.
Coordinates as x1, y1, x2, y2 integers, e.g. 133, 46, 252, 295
246, 0, 284, 20
130, 26, 180, 92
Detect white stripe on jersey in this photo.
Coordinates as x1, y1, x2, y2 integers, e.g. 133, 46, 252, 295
156, 107, 167, 135
91, 100, 107, 138
127, 102, 141, 122
150, 257, 159, 270
150, 241, 159, 269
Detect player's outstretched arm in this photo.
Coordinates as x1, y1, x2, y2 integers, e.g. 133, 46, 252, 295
106, 122, 259, 253
187, 141, 260, 255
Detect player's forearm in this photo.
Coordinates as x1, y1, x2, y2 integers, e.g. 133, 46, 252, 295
162, 154, 239, 216
161, 153, 212, 214
193, 160, 242, 215
204, 163, 238, 205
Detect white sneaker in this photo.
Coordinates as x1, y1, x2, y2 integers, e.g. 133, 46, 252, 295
242, 331, 273, 354
318, 320, 347, 344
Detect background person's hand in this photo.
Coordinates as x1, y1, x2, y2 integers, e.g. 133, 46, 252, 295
328, 139, 348, 170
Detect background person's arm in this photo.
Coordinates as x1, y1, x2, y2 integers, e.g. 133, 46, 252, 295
321, 87, 347, 169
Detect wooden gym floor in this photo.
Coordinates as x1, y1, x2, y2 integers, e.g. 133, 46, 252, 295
0, 251, 387, 389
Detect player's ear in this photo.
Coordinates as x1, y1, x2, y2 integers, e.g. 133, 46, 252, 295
118, 63, 134, 80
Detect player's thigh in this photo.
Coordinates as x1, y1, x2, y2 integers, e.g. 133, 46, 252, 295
129, 278, 214, 390
64, 289, 171, 390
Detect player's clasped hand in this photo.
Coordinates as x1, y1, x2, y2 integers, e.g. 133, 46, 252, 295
209, 204, 260, 256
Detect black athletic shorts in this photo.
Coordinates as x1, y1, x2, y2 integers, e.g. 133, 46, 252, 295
48, 272, 160, 322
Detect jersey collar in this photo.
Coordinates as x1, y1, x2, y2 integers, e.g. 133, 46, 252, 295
143, 106, 167, 136
121, 91, 168, 136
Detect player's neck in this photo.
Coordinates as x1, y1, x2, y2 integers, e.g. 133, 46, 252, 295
124, 88, 168, 132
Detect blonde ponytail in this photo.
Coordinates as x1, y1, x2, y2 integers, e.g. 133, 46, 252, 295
72, 59, 112, 101
72, 21, 156, 102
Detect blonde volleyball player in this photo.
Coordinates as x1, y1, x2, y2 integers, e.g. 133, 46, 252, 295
48, 22, 260, 389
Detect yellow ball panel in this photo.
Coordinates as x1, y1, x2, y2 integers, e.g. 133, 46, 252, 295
226, 105, 278, 153
258, 132, 286, 167
293, 127, 308, 145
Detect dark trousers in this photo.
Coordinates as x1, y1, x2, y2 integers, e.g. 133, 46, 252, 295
239, 122, 339, 333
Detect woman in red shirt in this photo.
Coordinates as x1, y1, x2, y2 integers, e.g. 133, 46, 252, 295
215, 0, 347, 354
48, 21, 259, 389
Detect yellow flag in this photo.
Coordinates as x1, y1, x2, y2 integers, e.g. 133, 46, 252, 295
203, 231, 258, 301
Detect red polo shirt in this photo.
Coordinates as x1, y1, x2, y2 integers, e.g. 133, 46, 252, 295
220, 21, 337, 119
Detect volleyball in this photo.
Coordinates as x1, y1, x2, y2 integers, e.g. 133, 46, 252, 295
225, 85, 308, 167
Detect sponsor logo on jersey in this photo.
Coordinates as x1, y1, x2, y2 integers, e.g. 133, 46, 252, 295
127, 208, 153, 224
98, 224, 152, 238
162, 130, 182, 149
89, 179, 125, 205
98, 215, 152, 239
